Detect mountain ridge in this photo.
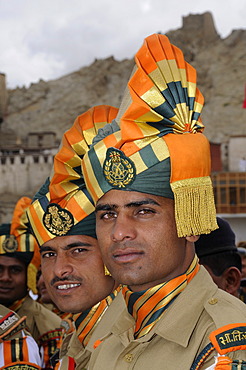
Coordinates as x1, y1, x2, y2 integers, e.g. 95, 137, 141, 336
1, 11, 246, 147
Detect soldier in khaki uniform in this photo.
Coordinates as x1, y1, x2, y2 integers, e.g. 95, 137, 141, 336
82, 34, 246, 369
27, 105, 124, 369
0, 197, 62, 369
0, 304, 42, 369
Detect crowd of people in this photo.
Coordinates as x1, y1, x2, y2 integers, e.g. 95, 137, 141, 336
1, 33, 246, 369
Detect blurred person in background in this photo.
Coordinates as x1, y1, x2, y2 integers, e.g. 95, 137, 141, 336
0, 197, 62, 369
195, 217, 242, 299
237, 241, 246, 302
0, 303, 42, 368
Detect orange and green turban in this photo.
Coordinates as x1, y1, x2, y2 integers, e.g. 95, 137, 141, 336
27, 105, 119, 246
0, 197, 40, 294
82, 34, 218, 238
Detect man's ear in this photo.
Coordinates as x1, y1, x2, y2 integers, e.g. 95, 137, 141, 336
186, 235, 200, 243
223, 267, 242, 297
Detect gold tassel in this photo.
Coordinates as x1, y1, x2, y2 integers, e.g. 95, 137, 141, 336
171, 176, 218, 238
104, 265, 112, 276
27, 264, 38, 294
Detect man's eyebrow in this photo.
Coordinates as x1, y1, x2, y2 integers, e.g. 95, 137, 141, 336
95, 204, 117, 213
0, 264, 24, 269
40, 245, 55, 253
64, 242, 93, 250
125, 199, 160, 208
40, 242, 93, 252
95, 198, 160, 212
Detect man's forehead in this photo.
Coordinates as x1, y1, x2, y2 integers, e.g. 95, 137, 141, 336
0, 255, 25, 267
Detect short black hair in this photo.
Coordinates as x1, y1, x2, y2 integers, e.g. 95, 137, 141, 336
199, 251, 242, 276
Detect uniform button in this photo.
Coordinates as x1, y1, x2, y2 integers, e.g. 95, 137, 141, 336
124, 353, 133, 362
208, 298, 218, 305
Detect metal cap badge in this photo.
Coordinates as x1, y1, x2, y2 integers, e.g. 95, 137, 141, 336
103, 148, 136, 188
2, 235, 18, 253
43, 204, 74, 236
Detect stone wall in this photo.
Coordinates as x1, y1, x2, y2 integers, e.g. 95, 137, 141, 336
0, 152, 55, 223
228, 137, 246, 171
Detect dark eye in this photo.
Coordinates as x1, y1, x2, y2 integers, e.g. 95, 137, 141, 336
98, 211, 117, 220
41, 251, 56, 259
72, 247, 88, 254
11, 267, 24, 274
138, 208, 156, 215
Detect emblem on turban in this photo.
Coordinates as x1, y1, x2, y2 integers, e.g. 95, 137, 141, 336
43, 204, 74, 236
2, 235, 18, 253
103, 148, 136, 188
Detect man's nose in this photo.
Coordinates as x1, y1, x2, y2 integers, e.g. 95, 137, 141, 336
53, 254, 73, 278
111, 214, 136, 242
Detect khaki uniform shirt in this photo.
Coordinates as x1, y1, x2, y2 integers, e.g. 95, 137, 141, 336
17, 295, 63, 368
16, 295, 62, 342
88, 267, 246, 370
58, 294, 125, 370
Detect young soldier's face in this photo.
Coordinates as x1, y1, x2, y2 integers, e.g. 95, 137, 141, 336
0, 256, 28, 306
36, 272, 53, 304
96, 190, 194, 292
40, 235, 114, 313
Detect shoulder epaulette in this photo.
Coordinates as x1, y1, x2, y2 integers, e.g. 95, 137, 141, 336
209, 323, 246, 355
0, 311, 27, 342
38, 328, 63, 346
190, 323, 246, 370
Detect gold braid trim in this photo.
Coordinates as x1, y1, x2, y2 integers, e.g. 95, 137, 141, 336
27, 264, 38, 295
171, 176, 218, 238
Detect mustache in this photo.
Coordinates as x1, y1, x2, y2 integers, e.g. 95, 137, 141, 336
50, 275, 83, 287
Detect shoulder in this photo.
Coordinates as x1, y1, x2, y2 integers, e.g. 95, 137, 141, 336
188, 267, 246, 326
204, 288, 246, 326
21, 296, 62, 339
205, 293, 246, 362
24, 296, 62, 325
0, 305, 42, 368
0, 304, 26, 341
192, 272, 246, 367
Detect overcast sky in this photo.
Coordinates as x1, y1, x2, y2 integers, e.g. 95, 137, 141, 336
1, 0, 245, 89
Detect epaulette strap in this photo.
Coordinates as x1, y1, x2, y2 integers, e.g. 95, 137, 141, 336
0, 313, 27, 342
190, 342, 215, 370
38, 328, 63, 368
38, 328, 63, 346
209, 323, 246, 355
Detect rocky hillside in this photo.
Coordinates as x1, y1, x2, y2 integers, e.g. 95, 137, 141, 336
1, 11, 246, 147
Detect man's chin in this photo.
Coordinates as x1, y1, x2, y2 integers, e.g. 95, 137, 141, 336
57, 304, 81, 314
